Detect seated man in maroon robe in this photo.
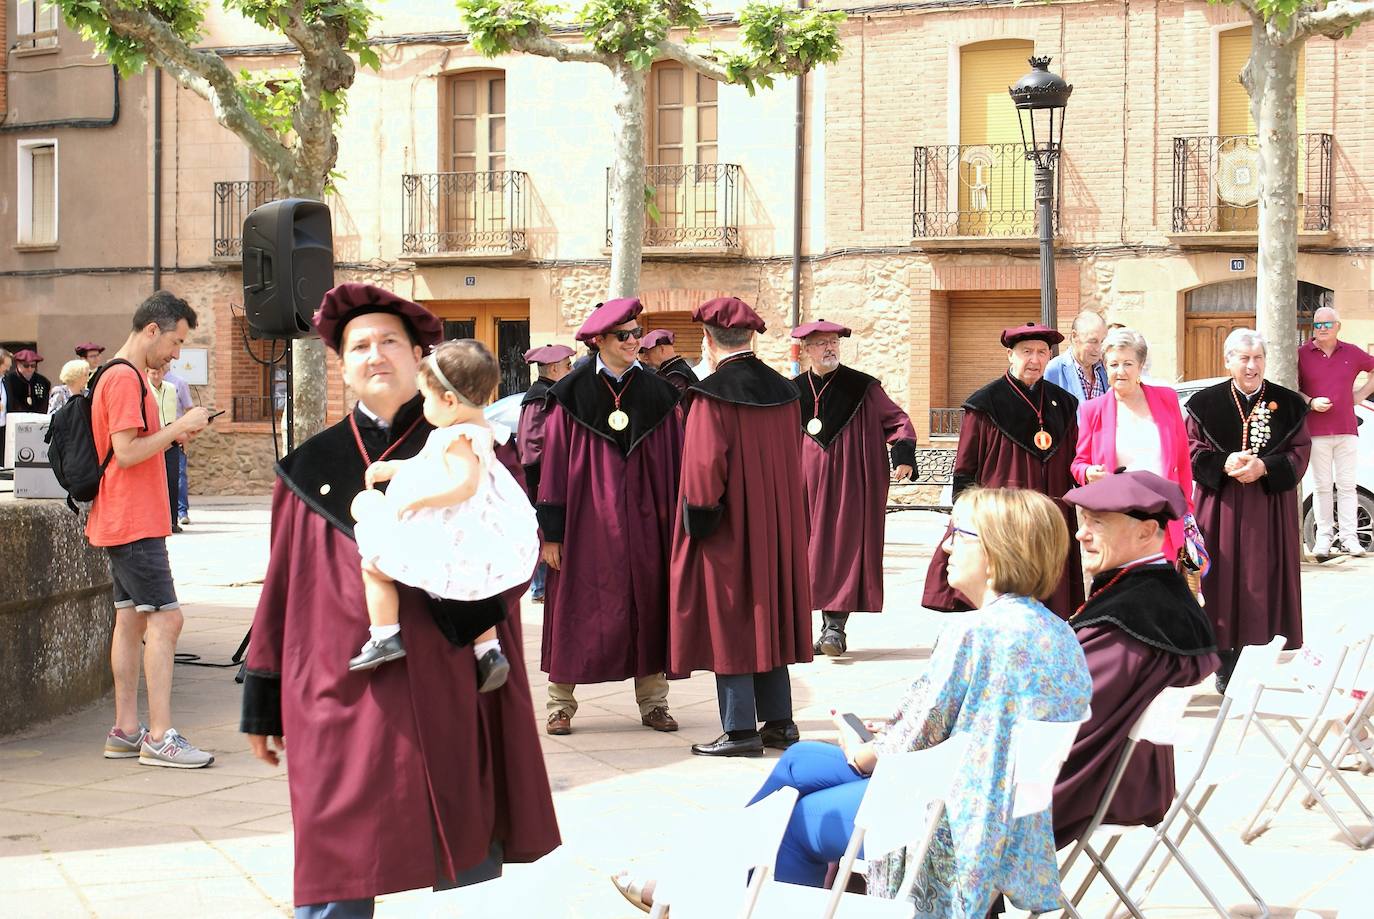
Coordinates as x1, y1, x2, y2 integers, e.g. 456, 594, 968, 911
1186, 327, 1310, 691
536, 298, 684, 737
241, 285, 560, 917
1053, 470, 1220, 848
922, 322, 1084, 619
518, 343, 574, 603
791, 319, 916, 657
639, 328, 699, 394
669, 297, 814, 757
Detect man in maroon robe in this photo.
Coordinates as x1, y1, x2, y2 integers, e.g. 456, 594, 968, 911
517, 344, 574, 603
922, 322, 1084, 619
1186, 328, 1311, 689
639, 328, 699, 394
669, 297, 813, 757
240, 285, 559, 916
1053, 471, 1220, 848
536, 297, 684, 736
792, 320, 916, 657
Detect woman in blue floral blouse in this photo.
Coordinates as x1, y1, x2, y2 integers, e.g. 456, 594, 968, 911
745, 487, 1092, 919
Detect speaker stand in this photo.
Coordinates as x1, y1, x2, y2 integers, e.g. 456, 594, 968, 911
285, 338, 295, 453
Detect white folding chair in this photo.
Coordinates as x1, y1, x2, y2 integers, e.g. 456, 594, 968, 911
1237, 632, 1374, 849
648, 785, 800, 919
1095, 638, 1285, 919
1298, 631, 1374, 797
747, 735, 971, 919
1014, 712, 1093, 919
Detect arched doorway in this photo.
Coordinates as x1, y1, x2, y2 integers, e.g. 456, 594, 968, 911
1183, 279, 1327, 379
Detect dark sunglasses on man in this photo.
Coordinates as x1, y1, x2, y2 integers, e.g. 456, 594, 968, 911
607, 327, 644, 343
1312, 321, 1336, 330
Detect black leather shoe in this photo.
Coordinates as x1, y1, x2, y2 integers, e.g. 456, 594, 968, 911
476, 648, 509, 693
760, 721, 800, 750
816, 628, 847, 657
691, 733, 764, 757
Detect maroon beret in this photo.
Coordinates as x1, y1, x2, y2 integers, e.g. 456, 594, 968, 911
639, 329, 676, 351
1064, 470, 1186, 523
576, 298, 644, 342
1001, 322, 1065, 348
313, 283, 443, 354
693, 297, 766, 333
791, 320, 852, 340
13, 349, 42, 363
524, 344, 575, 365
75, 342, 106, 356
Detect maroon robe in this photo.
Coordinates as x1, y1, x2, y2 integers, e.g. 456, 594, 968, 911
658, 355, 698, 394
517, 377, 555, 501
536, 361, 683, 684
241, 397, 559, 906
1051, 564, 1219, 848
796, 365, 916, 612
1186, 379, 1311, 651
669, 354, 813, 675
922, 375, 1084, 618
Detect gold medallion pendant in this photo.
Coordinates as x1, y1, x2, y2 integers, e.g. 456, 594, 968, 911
806, 417, 823, 436
608, 410, 630, 431
1033, 429, 1053, 450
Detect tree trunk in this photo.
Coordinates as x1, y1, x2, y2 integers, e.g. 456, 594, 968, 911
1244, 22, 1302, 390
607, 64, 648, 299
283, 169, 330, 444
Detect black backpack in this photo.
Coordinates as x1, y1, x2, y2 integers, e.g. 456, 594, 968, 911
45, 358, 148, 514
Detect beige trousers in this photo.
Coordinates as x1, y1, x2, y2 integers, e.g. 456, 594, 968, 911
547, 674, 669, 718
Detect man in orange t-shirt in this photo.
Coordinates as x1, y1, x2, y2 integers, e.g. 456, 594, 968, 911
88, 290, 212, 768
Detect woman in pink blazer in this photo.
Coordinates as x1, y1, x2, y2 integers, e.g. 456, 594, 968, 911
1072, 328, 1194, 562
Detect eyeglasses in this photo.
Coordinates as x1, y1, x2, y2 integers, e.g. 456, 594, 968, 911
607, 327, 644, 342
1313, 321, 1336, 330
17, 362, 36, 369
948, 525, 980, 542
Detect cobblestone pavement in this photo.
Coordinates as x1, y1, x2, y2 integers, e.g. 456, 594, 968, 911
1, 497, 1370, 917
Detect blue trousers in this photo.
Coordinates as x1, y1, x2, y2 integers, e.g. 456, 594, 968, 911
531, 560, 547, 598
177, 449, 189, 516
747, 741, 868, 887
295, 899, 373, 919
716, 666, 792, 732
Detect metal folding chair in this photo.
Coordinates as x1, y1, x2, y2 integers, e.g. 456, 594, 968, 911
747, 735, 970, 919
1238, 632, 1374, 849
647, 785, 800, 919
1096, 638, 1285, 919
1012, 713, 1095, 919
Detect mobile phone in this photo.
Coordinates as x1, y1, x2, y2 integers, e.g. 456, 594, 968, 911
839, 712, 874, 743
207, 409, 226, 421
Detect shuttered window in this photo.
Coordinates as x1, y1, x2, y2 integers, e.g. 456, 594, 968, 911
17, 0, 59, 50
443, 71, 506, 173
946, 291, 1042, 405
1218, 27, 1304, 136
639, 311, 704, 361
959, 40, 1034, 235
19, 143, 57, 245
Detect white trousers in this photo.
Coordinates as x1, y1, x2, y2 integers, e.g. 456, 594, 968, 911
1311, 434, 1360, 545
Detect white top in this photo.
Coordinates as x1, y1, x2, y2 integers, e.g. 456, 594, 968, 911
1114, 401, 1164, 475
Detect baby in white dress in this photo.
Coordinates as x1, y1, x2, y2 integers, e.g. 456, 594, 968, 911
349, 340, 539, 687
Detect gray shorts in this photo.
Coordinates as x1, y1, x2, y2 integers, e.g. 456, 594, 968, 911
106, 538, 180, 613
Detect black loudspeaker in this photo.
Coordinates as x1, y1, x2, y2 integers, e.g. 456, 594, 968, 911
242, 198, 334, 339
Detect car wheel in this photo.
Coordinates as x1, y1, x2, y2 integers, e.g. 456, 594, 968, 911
1303, 490, 1374, 551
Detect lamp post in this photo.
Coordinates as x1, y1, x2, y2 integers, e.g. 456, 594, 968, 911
1009, 57, 1072, 333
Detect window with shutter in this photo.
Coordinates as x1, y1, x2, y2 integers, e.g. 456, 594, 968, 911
17, 0, 59, 50
959, 40, 1034, 236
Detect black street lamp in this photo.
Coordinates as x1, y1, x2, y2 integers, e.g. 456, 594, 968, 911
1009, 56, 1072, 333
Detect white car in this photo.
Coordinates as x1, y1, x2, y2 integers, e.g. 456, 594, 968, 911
1174, 378, 1374, 552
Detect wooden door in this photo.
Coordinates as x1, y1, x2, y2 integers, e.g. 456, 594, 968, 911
1184, 313, 1252, 381
946, 291, 1043, 405
424, 299, 531, 398
648, 64, 719, 244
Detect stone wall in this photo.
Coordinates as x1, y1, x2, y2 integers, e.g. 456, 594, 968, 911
0, 498, 114, 735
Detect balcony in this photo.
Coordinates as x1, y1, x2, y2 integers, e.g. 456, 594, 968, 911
605, 163, 742, 254
929, 407, 964, 438
213, 180, 278, 261
401, 171, 530, 260
1170, 133, 1333, 245
911, 144, 1057, 250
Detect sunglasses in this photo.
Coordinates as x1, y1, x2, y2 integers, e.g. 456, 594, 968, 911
17, 362, 36, 369
1313, 321, 1336, 330
606, 327, 644, 343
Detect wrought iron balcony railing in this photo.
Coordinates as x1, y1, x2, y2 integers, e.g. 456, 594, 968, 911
912, 144, 1058, 239
1172, 133, 1332, 233
605, 163, 741, 249
213, 180, 278, 259
930, 407, 965, 437
401, 171, 529, 255
231, 395, 278, 423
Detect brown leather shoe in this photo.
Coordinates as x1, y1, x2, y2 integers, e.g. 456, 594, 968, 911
640, 706, 679, 732
546, 709, 572, 735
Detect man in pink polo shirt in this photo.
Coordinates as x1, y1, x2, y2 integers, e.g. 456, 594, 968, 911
1298, 305, 1374, 557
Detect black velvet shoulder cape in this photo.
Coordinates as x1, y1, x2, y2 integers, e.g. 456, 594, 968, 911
1073, 565, 1217, 656
963, 374, 1078, 462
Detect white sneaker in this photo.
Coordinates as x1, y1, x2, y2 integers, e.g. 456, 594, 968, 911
139, 728, 215, 768
1313, 540, 1333, 556
1341, 540, 1367, 558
